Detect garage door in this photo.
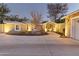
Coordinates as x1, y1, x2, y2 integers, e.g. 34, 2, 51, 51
71, 18, 79, 40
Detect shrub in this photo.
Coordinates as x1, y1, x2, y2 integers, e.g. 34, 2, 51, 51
55, 19, 65, 23
7, 30, 48, 36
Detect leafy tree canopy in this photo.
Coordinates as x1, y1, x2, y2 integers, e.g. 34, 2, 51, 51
47, 3, 68, 22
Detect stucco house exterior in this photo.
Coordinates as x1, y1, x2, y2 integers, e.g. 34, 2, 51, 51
0, 9, 79, 40
62, 9, 79, 40
43, 21, 65, 34
0, 20, 64, 35
42, 21, 54, 32
0, 21, 35, 33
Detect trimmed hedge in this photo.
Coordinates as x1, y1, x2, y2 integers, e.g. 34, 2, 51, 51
7, 31, 48, 36
55, 19, 65, 23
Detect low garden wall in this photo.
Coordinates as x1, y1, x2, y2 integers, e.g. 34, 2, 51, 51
53, 23, 65, 34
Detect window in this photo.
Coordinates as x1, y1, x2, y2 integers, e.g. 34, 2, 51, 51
77, 20, 79, 23
15, 25, 21, 31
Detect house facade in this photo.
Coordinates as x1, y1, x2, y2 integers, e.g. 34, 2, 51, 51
0, 21, 35, 33
63, 9, 79, 40
43, 21, 65, 33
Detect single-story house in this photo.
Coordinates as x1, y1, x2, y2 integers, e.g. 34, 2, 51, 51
62, 9, 79, 40
0, 21, 35, 33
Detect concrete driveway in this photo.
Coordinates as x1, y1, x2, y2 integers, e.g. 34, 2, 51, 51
0, 33, 79, 56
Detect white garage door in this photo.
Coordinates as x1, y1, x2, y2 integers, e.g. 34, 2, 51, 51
71, 18, 79, 40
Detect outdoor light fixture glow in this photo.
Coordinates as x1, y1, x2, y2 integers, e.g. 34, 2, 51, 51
28, 28, 32, 31
4, 24, 12, 33
4, 28, 10, 33
45, 28, 47, 32
28, 26, 32, 31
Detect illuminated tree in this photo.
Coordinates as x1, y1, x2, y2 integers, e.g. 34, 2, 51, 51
31, 11, 44, 32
